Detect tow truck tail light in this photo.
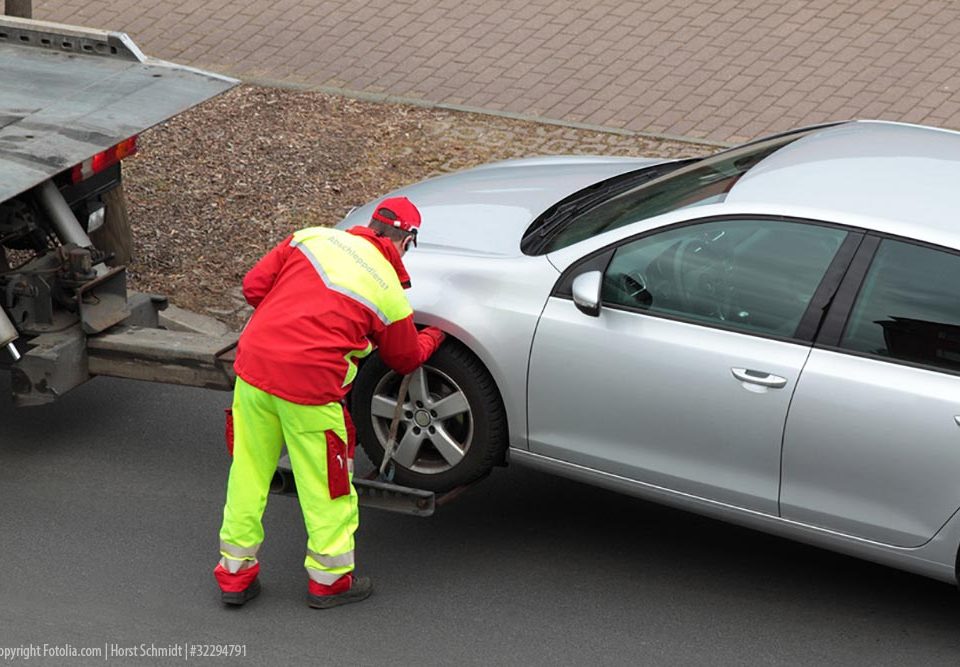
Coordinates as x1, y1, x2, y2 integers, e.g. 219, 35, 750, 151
70, 135, 139, 184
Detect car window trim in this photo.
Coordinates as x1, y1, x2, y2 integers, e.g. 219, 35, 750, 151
552, 214, 860, 344
814, 235, 881, 348
552, 247, 615, 299
811, 341, 960, 380
793, 231, 865, 341
814, 232, 960, 378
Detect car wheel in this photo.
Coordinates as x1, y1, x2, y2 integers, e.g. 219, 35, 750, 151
352, 341, 507, 492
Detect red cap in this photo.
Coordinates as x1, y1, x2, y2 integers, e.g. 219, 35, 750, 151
371, 196, 421, 234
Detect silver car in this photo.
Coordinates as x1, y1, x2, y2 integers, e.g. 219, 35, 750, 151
341, 120, 960, 587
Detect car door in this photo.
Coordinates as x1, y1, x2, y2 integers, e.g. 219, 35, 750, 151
781, 235, 960, 547
527, 216, 854, 514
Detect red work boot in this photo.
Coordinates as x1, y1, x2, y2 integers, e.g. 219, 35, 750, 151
214, 563, 261, 606
307, 573, 373, 609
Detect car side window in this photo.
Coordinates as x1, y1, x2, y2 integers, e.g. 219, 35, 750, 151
840, 239, 960, 372
601, 218, 848, 337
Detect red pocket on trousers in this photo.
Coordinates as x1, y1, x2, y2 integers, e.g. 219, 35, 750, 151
343, 408, 357, 460
325, 430, 350, 499
224, 408, 234, 457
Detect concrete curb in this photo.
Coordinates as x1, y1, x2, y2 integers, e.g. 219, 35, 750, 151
159, 304, 234, 337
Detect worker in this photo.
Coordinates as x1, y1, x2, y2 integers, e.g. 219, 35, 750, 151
214, 196, 445, 609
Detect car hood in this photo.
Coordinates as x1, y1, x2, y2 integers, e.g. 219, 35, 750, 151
336, 155, 665, 256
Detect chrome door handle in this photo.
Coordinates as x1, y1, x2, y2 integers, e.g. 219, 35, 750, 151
731, 368, 788, 388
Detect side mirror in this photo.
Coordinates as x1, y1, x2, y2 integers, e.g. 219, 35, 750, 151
571, 271, 602, 317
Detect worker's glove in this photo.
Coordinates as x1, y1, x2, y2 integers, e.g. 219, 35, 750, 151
420, 326, 446, 347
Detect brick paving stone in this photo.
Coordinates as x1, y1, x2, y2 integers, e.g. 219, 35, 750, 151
29, 0, 960, 145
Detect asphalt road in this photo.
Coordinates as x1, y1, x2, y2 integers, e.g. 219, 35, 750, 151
2, 374, 960, 666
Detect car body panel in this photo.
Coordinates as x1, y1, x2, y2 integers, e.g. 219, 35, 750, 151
396, 251, 558, 450
782, 348, 960, 547
528, 298, 811, 514
727, 121, 960, 241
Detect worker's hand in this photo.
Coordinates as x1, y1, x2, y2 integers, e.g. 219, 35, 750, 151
420, 326, 446, 347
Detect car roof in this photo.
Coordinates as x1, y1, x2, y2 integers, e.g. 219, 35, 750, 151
727, 120, 960, 244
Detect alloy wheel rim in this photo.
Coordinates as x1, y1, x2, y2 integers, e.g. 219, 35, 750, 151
369, 365, 474, 474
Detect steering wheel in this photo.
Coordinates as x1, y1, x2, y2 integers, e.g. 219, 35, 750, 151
674, 238, 737, 322
618, 270, 652, 307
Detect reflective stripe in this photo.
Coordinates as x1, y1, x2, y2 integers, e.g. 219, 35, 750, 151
219, 556, 258, 574
294, 241, 392, 324
342, 341, 374, 388
307, 568, 345, 585
307, 549, 355, 569
291, 228, 412, 325
220, 540, 260, 560
347, 459, 354, 475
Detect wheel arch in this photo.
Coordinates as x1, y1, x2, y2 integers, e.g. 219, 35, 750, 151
411, 312, 527, 451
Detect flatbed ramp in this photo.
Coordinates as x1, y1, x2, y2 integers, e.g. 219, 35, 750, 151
0, 15, 236, 202
87, 325, 238, 391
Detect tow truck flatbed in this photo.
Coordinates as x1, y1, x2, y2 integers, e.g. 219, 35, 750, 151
0, 15, 236, 203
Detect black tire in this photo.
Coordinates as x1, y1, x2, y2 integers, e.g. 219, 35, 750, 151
352, 340, 507, 492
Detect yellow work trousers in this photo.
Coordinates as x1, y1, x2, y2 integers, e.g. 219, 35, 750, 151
218, 377, 359, 587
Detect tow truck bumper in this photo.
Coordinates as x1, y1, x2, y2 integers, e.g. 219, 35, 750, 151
7, 292, 237, 406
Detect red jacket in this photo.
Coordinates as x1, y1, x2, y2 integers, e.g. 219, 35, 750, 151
234, 225, 443, 405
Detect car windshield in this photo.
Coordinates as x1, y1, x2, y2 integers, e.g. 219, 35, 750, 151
538, 131, 815, 253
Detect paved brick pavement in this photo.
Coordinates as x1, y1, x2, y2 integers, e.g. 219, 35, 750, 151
30, 0, 960, 144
